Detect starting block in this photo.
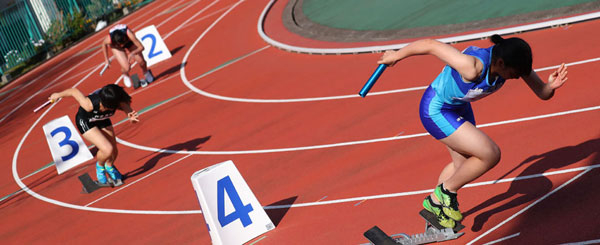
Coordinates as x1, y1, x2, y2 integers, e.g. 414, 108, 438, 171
131, 74, 141, 89
78, 173, 112, 193
363, 209, 464, 245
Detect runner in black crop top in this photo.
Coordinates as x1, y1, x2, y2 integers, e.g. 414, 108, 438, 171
49, 84, 139, 186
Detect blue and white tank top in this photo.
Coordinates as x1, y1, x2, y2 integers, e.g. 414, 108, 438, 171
430, 46, 505, 105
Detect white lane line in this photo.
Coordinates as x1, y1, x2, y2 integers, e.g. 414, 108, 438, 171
116, 105, 600, 155
561, 239, 600, 245
10, 0, 600, 217
14, 105, 600, 216
189, 45, 271, 82
9, 0, 241, 214
264, 164, 600, 210
257, 0, 600, 54
0, 0, 182, 123
163, 0, 221, 40
11, 99, 199, 214
467, 168, 593, 245
179, 0, 247, 100
0, 54, 104, 124
182, 46, 600, 102
86, 154, 193, 207
483, 233, 520, 245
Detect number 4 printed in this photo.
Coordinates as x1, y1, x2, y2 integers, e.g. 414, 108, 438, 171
217, 176, 254, 228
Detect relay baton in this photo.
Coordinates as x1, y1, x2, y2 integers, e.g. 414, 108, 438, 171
359, 64, 387, 97
33, 99, 56, 113
99, 63, 109, 76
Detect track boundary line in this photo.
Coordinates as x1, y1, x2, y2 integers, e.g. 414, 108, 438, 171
257, 0, 600, 54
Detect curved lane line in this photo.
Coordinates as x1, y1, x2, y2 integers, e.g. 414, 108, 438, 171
10, 0, 600, 216
258, 0, 600, 54
117, 105, 600, 155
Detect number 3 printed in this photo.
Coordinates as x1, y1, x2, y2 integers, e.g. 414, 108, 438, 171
50, 126, 79, 161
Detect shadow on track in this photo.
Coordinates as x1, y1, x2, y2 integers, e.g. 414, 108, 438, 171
124, 136, 211, 179
265, 196, 298, 227
463, 137, 600, 232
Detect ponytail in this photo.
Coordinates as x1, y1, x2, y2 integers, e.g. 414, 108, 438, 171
490, 34, 504, 44
490, 34, 532, 76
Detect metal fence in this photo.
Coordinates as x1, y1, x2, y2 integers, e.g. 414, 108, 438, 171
0, 0, 146, 76
0, 1, 44, 74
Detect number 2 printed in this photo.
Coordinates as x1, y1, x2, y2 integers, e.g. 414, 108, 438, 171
141, 34, 163, 59
217, 176, 254, 228
50, 126, 79, 161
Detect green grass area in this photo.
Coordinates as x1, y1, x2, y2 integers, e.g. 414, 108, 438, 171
303, 0, 598, 31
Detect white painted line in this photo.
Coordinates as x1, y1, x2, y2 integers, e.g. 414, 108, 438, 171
182, 3, 239, 29
189, 45, 271, 82
10, 0, 600, 218
86, 154, 193, 207
483, 232, 520, 245
0, 54, 104, 124
258, 0, 600, 54
162, 0, 221, 40
182, 48, 600, 102
11, 100, 199, 214
9, 0, 246, 215
180, 0, 250, 102
116, 105, 600, 155
0, 0, 184, 123
264, 164, 600, 210
248, 236, 268, 245
467, 168, 593, 245
13, 99, 600, 216
561, 239, 600, 245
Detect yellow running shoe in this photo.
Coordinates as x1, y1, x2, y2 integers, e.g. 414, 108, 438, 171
422, 196, 456, 228
434, 184, 463, 221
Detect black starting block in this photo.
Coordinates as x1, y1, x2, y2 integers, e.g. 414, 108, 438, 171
131, 74, 141, 89
78, 173, 112, 194
364, 226, 397, 245
363, 209, 465, 245
131, 73, 149, 89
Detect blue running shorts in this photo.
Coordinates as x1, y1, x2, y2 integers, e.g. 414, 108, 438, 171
419, 86, 475, 139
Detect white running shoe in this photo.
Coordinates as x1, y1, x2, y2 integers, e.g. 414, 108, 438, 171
123, 75, 132, 87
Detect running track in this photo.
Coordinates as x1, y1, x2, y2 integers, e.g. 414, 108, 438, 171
1, 0, 599, 244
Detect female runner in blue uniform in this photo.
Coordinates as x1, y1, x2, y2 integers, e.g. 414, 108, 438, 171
49, 84, 139, 186
102, 24, 154, 88
377, 35, 568, 228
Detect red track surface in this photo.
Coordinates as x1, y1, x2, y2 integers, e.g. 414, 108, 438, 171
1, 0, 599, 244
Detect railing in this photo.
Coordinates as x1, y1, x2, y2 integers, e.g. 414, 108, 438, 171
0, 0, 150, 77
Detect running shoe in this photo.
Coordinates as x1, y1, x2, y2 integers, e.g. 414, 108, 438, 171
123, 75, 132, 87
434, 184, 463, 221
105, 164, 123, 186
96, 162, 107, 184
423, 195, 456, 228
140, 79, 148, 88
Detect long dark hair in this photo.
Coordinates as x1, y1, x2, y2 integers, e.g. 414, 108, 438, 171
490, 34, 532, 76
99, 84, 131, 109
